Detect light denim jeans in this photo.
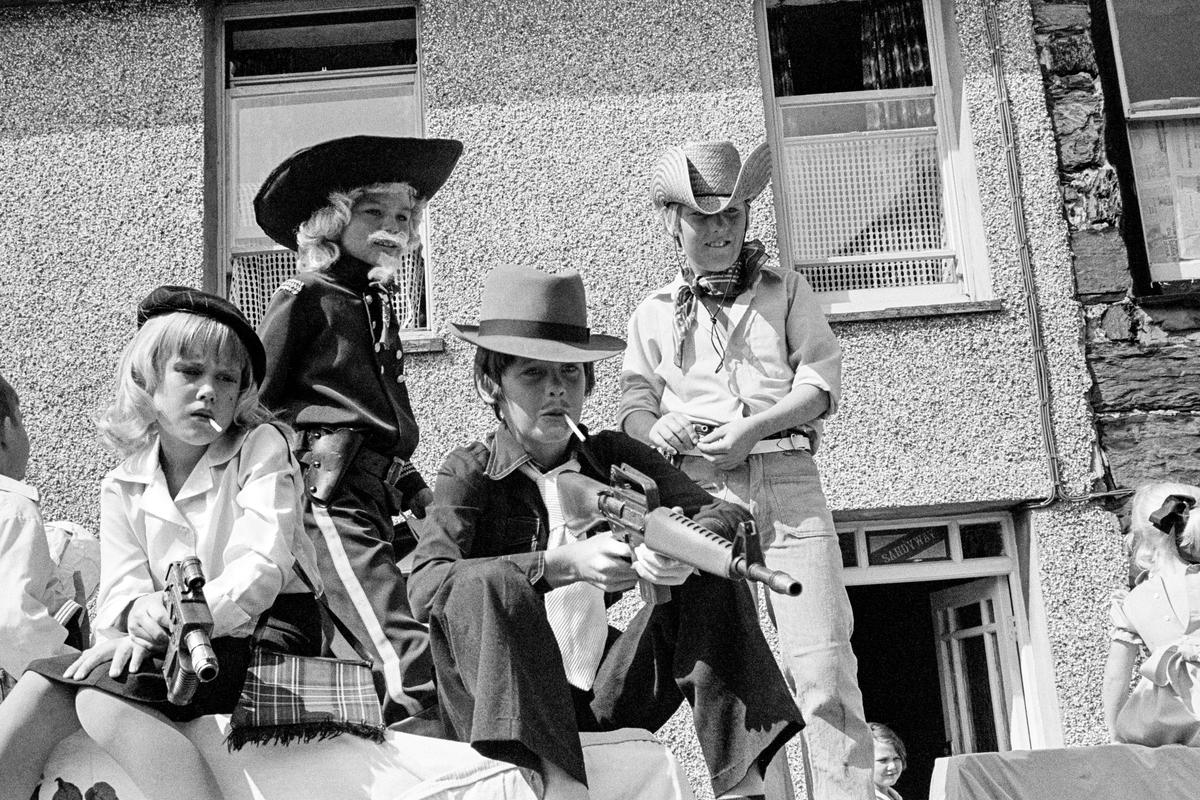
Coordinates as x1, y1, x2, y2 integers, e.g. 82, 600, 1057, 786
680, 450, 873, 800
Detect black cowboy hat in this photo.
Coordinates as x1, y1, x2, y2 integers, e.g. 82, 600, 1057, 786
448, 267, 625, 363
254, 135, 463, 250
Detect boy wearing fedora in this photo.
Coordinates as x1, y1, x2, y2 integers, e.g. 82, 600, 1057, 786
407, 266, 803, 800
254, 135, 462, 727
619, 141, 873, 800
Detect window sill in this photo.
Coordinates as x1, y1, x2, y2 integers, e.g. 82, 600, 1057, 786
400, 331, 446, 353
826, 299, 1004, 323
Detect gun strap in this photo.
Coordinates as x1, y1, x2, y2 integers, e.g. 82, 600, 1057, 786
248, 562, 378, 669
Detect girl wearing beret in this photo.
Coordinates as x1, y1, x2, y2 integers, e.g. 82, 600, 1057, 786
0, 287, 321, 800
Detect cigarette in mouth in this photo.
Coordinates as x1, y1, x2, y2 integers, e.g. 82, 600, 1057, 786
564, 414, 586, 443
208, 418, 223, 433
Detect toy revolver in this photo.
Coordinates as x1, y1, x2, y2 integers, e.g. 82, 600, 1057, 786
557, 464, 802, 604
162, 556, 219, 705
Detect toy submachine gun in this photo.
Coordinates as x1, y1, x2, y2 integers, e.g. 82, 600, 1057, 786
557, 464, 802, 604
162, 556, 219, 705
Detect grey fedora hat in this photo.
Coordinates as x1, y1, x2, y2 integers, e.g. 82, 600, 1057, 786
448, 267, 625, 363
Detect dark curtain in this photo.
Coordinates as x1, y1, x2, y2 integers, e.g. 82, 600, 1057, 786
861, 0, 932, 91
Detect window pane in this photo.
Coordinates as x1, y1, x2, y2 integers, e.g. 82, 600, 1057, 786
780, 96, 935, 138
781, 130, 948, 259
229, 80, 418, 253
839, 532, 858, 567
952, 602, 982, 631
766, 0, 932, 97
960, 521, 1005, 559
1128, 118, 1200, 276
866, 525, 949, 565
229, 9, 416, 79
960, 635, 999, 751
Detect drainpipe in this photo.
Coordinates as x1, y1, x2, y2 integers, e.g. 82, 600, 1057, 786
982, 4, 1130, 508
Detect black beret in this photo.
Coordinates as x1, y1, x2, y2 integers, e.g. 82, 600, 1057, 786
136, 285, 266, 385
254, 135, 464, 251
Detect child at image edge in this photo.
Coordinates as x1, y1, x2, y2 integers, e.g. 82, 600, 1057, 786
0, 373, 76, 698
0, 286, 322, 800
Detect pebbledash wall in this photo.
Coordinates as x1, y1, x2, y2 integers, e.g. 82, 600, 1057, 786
0, 0, 1131, 793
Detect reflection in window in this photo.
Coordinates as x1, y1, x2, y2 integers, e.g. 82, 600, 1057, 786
839, 532, 858, 567
960, 521, 1005, 559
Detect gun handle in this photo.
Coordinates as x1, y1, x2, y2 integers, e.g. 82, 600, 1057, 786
638, 579, 671, 605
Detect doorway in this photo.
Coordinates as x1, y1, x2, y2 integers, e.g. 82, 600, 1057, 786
849, 578, 971, 800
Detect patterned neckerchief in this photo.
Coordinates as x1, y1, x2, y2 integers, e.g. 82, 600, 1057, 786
671, 239, 768, 368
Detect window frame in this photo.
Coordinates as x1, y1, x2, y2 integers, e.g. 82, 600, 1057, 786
753, 0, 991, 315
1104, 0, 1200, 284
205, 0, 442, 347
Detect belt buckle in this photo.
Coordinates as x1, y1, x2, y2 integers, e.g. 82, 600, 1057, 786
785, 431, 810, 453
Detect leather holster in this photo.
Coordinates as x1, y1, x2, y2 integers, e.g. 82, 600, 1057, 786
300, 428, 365, 506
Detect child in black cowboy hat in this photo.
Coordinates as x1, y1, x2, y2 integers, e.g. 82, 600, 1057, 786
254, 135, 462, 727
620, 140, 871, 800
407, 266, 803, 800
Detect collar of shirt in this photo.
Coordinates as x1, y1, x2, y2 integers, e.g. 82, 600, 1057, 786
110, 428, 250, 489
657, 259, 782, 306
0, 473, 38, 503
484, 422, 589, 480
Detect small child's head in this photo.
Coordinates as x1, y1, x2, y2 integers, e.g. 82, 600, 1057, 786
1127, 482, 1200, 571
98, 287, 270, 457
869, 722, 906, 791
254, 135, 463, 275
0, 373, 30, 480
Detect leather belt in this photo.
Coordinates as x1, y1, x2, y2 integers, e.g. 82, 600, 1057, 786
677, 428, 812, 459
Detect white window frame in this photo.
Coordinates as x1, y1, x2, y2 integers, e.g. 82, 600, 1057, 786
211, 1, 439, 339
755, 0, 991, 314
1105, 0, 1200, 283
837, 512, 1042, 750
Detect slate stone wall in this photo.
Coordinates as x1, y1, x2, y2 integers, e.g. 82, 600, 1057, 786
1032, 0, 1200, 489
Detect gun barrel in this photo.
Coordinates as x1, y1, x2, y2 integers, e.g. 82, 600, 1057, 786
183, 628, 219, 683
733, 559, 802, 596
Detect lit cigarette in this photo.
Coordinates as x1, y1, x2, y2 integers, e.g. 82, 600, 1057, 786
208, 418, 223, 433
564, 414, 586, 443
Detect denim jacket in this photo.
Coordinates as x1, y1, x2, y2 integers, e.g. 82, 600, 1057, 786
407, 424, 750, 623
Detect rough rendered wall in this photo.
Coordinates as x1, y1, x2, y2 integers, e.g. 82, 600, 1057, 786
415, 0, 1113, 781
415, 3, 773, 795
0, 0, 205, 526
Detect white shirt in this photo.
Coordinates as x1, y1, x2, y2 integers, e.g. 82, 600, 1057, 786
0, 474, 72, 675
94, 424, 320, 640
618, 264, 841, 450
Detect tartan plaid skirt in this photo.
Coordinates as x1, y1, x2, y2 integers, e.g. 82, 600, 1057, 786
25, 593, 320, 723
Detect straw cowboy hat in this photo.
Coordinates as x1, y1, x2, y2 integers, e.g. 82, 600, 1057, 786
649, 140, 772, 214
448, 267, 625, 363
254, 135, 463, 251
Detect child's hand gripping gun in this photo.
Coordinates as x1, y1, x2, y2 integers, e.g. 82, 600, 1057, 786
162, 556, 220, 705
557, 464, 802, 604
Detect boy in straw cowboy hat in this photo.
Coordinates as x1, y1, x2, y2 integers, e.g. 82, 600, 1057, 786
254, 135, 462, 728
407, 266, 803, 800
619, 141, 873, 800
